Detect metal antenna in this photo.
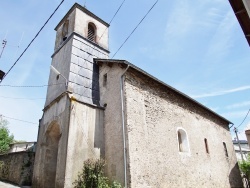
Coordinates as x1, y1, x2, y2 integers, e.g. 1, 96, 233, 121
84, 0, 87, 7
0, 30, 8, 59
12, 32, 24, 60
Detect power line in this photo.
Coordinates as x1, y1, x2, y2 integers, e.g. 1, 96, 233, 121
75, 0, 157, 99
1, 114, 38, 125
0, 83, 64, 87
112, 0, 159, 58
0, 0, 65, 83
109, 0, 126, 25
73, 0, 127, 88
237, 109, 250, 128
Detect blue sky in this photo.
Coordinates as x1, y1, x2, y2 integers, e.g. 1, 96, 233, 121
0, 0, 250, 141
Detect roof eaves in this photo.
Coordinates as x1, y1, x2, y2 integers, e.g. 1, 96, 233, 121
94, 58, 232, 124
229, 0, 250, 46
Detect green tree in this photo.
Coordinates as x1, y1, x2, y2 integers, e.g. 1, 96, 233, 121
0, 118, 14, 154
239, 154, 250, 181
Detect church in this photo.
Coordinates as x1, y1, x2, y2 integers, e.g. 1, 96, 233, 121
32, 3, 243, 188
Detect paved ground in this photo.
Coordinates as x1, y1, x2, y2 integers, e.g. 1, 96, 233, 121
0, 181, 19, 188
0, 181, 32, 188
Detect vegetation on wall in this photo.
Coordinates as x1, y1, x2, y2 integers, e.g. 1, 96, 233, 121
0, 119, 14, 154
73, 159, 122, 188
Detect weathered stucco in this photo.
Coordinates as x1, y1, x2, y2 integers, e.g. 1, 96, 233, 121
99, 63, 127, 185
34, 3, 243, 188
32, 94, 70, 188
64, 99, 104, 187
33, 3, 109, 188
123, 69, 242, 188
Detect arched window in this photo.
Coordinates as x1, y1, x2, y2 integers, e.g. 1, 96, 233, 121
62, 20, 69, 42
204, 138, 209, 154
223, 142, 228, 157
87, 23, 96, 42
177, 128, 190, 153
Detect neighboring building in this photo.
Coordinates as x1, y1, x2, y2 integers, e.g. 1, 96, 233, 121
232, 139, 250, 161
9, 142, 36, 153
32, 3, 243, 188
229, 0, 250, 45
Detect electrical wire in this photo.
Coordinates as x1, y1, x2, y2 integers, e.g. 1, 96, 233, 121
0, 0, 65, 83
75, 0, 158, 99
73, 0, 126, 90
237, 109, 250, 128
1, 114, 38, 125
111, 0, 159, 58
109, 0, 126, 25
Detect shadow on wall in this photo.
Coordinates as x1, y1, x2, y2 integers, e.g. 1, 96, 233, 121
229, 162, 243, 187
94, 109, 104, 158
43, 121, 61, 188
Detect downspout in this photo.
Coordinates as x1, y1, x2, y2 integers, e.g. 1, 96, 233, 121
120, 65, 130, 188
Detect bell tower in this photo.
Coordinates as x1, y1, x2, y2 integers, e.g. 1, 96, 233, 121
45, 3, 109, 107
33, 3, 109, 188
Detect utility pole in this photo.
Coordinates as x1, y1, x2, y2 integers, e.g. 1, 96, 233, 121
234, 127, 244, 161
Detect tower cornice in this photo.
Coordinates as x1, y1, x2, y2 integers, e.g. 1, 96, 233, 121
55, 3, 109, 31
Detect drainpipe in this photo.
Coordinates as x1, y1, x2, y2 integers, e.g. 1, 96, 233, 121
120, 65, 130, 188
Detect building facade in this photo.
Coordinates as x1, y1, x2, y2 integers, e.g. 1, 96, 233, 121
33, 3, 243, 188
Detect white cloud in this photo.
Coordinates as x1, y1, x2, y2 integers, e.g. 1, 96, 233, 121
221, 110, 249, 119
204, 10, 236, 61
191, 85, 250, 99
226, 101, 250, 109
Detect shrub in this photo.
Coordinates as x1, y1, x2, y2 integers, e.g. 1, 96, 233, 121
73, 159, 122, 188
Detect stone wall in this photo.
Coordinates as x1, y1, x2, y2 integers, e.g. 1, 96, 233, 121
124, 69, 243, 188
0, 151, 35, 186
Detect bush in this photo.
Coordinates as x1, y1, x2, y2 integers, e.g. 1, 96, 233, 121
239, 154, 250, 180
73, 159, 122, 188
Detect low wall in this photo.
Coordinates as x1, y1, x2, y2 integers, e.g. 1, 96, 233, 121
0, 151, 35, 186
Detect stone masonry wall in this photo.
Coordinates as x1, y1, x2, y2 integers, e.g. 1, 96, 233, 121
124, 69, 242, 188
0, 151, 35, 186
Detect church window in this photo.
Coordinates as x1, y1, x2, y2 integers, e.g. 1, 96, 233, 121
204, 138, 209, 154
103, 73, 107, 87
62, 20, 69, 42
223, 142, 228, 157
88, 23, 96, 42
177, 128, 189, 153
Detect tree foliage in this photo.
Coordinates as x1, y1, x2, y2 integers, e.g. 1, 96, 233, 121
239, 154, 250, 181
73, 159, 122, 188
0, 118, 14, 154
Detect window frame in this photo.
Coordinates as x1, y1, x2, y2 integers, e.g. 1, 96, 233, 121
176, 127, 190, 154
87, 22, 97, 43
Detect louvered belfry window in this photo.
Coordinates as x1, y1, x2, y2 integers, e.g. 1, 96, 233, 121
88, 23, 96, 42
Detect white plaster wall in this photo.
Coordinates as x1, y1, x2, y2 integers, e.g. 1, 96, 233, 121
99, 63, 127, 185
45, 37, 73, 107
64, 99, 104, 187
33, 95, 70, 188
54, 9, 75, 51
124, 70, 242, 188
74, 8, 109, 50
